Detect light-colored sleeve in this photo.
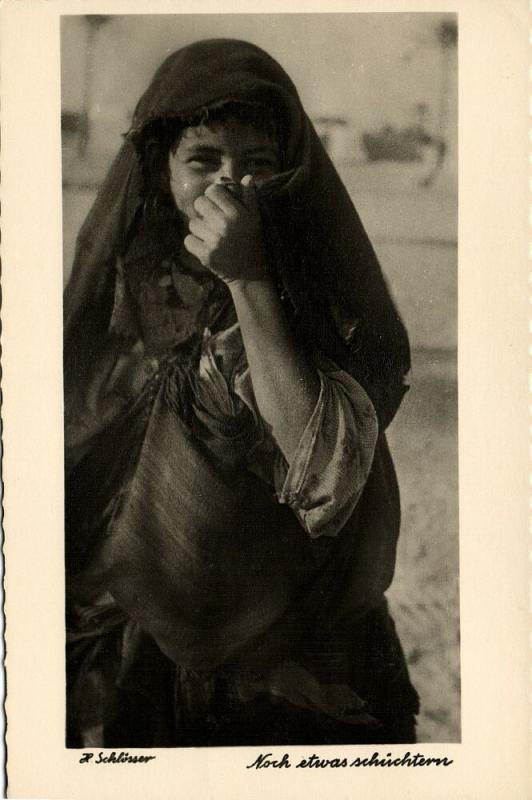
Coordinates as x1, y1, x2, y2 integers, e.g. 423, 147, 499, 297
234, 346, 379, 540
273, 364, 378, 539
196, 324, 379, 539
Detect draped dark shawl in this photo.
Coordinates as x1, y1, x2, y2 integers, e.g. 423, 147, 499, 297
64, 40, 414, 713
64, 38, 410, 433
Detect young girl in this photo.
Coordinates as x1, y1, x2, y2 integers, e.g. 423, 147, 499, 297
64, 38, 418, 747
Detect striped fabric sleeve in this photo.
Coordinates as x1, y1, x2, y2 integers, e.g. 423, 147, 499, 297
201, 327, 379, 540
273, 364, 379, 539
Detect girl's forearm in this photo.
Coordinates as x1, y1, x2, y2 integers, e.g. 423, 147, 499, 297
228, 278, 320, 461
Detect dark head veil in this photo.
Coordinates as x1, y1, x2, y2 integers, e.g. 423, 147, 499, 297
64, 38, 409, 431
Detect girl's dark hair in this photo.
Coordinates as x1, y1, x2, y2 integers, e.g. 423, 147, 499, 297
137, 99, 287, 226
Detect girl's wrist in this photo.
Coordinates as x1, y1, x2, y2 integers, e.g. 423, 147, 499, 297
226, 275, 276, 295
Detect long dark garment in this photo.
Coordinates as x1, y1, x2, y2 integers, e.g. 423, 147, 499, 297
64, 39, 418, 747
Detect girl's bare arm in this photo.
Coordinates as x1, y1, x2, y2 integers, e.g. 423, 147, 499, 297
184, 177, 320, 461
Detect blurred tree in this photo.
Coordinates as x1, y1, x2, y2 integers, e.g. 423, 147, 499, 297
435, 19, 457, 140
78, 15, 112, 158
399, 17, 456, 187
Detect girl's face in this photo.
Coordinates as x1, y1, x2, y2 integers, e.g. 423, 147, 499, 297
168, 119, 280, 223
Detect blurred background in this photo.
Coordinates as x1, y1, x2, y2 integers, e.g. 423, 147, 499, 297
61, 13, 459, 742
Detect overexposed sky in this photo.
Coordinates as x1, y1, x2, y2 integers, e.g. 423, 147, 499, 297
61, 13, 456, 139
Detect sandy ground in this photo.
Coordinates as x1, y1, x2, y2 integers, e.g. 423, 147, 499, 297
345, 163, 459, 742
62, 156, 459, 743
387, 351, 459, 742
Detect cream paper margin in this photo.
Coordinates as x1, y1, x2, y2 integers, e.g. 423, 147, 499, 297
1, 0, 528, 797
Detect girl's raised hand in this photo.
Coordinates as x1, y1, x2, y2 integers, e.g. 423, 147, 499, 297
184, 175, 271, 284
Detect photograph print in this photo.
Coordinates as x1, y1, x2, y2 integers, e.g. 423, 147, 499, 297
62, 13, 458, 748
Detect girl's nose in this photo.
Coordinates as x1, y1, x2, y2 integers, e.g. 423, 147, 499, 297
217, 160, 244, 184
215, 175, 244, 200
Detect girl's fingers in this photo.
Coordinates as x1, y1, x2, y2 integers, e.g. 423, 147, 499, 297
204, 183, 240, 218
189, 217, 218, 245
183, 233, 209, 267
193, 194, 226, 226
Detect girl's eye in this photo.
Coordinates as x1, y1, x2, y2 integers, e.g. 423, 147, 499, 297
188, 157, 220, 170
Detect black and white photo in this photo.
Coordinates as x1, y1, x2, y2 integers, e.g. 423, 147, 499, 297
62, 14, 458, 748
